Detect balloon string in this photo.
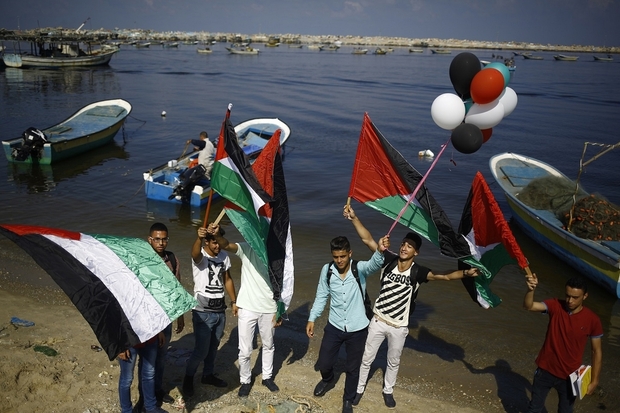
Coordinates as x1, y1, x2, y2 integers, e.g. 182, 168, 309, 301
387, 136, 452, 237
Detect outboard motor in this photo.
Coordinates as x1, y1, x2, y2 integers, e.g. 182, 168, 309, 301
12, 127, 48, 162
169, 164, 207, 203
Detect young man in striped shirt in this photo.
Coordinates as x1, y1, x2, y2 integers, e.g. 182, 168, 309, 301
345, 205, 479, 409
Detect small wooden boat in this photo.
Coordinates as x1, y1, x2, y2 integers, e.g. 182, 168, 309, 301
409, 48, 424, 53
307, 45, 321, 50
143, 118, 291, 206
373, 48, 388, 55
522, 54, 544, 60
553, 54, 579, 61
352, 48, 368, 55
135, 42, 151, 48
288, 44, 303, 49
593, 55, 613, 62
319, 45, 340, 51
264, 42, 280, 47
196, 47, 213, 54
2, 99, 132, 164
489, 152, 620, 298
226, 46, 259, 55
162, 42, 179, 48
430, 48, 451, 54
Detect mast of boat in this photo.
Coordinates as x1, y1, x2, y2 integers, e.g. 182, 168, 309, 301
567, 140, 620, 231
76, 17, 90, 33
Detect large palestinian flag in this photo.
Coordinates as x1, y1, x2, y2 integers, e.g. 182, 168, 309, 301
348, 112, 470, 258
0, 224, 197, 360
458, 172, 529, 308
213, 124, 294, 311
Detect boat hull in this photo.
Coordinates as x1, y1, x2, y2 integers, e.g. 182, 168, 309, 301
489, 153, 620, 298
144, 118, 291, 207
2, 99, 132, 164
2, 50, 117, 68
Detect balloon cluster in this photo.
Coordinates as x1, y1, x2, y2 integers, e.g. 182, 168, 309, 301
430, 52, 518, 154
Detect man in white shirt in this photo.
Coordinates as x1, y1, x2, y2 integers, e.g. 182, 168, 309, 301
186, 131, 215, 178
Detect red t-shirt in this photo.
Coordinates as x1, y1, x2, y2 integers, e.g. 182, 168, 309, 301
536, 298, 603, 379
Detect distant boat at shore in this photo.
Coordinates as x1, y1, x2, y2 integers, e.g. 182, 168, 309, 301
431, 48, 451, 54
554, 54, 579, 61
593, 54, 613, 62
523, 54, 544, 60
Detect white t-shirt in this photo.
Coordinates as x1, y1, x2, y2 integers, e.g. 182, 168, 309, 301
235, 242, 277, 314
192, 248, 231, 312
198, 139, 215, 178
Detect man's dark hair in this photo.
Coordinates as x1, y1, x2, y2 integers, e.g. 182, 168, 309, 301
205, 227, 225, 241
149, 222, 168, 234
566, 276, 588, 294
330, 236, 351, 252
403, 232, 422, 250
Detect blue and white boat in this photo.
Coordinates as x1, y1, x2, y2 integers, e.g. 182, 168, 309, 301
143, 118, 291, 207
489, 152, 620, 298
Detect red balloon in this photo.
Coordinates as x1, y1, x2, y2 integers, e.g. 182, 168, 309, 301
470, 68, 505, 104
482, 128, 493, 143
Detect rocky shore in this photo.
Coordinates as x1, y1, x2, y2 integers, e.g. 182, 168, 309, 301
1, 27, 617, 54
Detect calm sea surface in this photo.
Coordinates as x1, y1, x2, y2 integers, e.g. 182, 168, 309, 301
1, 44, 620, 411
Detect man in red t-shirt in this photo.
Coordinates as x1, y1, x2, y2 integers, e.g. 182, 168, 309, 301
524, 274, 603, 413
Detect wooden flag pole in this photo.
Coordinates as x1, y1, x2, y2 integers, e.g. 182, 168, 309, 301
214, 208, 226, 225
202, 189, 215, 228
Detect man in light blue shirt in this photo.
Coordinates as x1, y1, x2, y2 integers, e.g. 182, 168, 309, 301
306, 231, 388, 413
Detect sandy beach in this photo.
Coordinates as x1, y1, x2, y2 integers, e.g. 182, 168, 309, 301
0, 266, 495, 413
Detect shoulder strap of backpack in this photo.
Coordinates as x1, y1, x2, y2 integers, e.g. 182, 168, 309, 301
165, 251, 178, 275
326, 260, 363, 295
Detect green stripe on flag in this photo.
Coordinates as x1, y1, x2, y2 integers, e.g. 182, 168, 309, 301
225, 208, 270, 268
93, 234, 196, 321
211, 161, 257, 216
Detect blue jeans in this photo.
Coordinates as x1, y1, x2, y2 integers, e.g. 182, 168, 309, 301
185, 310, 226, 377
527, 367, 576, 413
154, 323, 172, 393
118, 339, 159, 413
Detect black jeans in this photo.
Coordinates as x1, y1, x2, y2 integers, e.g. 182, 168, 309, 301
317, 322, 368, 402
527, 367, 576, 413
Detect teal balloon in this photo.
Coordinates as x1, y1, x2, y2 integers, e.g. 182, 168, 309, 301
485, 62, 510, 87
463, 98, 474, 114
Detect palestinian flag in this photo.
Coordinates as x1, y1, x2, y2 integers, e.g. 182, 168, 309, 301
211, 117, 273, 222
458, 172, 529, 308
224, 130, 295, 310
0, 224, 197, 360
348, 112, 470, 258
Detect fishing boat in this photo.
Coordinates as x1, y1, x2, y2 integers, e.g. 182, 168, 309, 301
430, 48, 451, 54
489, 152, 620, 298
135, 42, 151, 48
143, 118, 291, 207
351, 47, 368, 55
162, 42, 179, 48
593, 55, 613, 62
196, 47, 213, 54
319, 45, 340, 51
2, 99, 132, 164
553, 54, 579, 61
409, 48, 424, 53
226, 45, 259, 55
522, 54, 544, 60
373, 48, 388, 55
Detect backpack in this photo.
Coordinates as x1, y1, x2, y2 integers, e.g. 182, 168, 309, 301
164, 251, 178, 275
326, 260, 374, 320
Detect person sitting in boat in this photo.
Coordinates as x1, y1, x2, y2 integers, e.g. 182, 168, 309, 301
186, 131, 215, 178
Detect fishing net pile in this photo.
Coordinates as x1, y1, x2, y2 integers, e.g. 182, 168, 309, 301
517, 176, 620, 241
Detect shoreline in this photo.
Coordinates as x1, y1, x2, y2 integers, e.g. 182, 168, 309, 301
0, 273, 500, 413
0, 27, 617, 54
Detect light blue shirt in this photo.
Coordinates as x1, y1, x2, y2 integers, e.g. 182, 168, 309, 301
308, 251, 384, 332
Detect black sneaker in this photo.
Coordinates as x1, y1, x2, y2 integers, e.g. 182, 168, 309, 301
182, 375, 194, 398
313, 378, 335, 397
382, 392, 396, 409
238, 383, 252, 397
261, 378, 280, 392
352, 392, 363, 406
201, 374, 228, 388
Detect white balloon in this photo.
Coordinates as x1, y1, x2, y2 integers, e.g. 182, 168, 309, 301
465, 100, 505, 130
431, 93, 466, 130
498, 87, 518, 117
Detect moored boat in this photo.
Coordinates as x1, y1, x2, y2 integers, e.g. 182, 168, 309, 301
409, 48, 424, 53
430, 48, 451, 54
143, 118, 291, 206
319, 45, 340, 51
553, 54, 579, 61
373, 48, 388, 55
351, 47, 368, 55
489, 152, 620, 298
226, 45, 259, 55
196, 47, 213, 54
593, 55, 613, 62
2, 99, 132, 164
522, 54, 544, 60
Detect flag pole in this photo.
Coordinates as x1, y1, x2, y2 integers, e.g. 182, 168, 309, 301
214, 208, 227, 225
387, 136, 452, 236
202, 103, 233, 228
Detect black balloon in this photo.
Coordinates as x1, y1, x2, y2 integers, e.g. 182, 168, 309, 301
451, 123, 483, 154
449, 52, 481, 100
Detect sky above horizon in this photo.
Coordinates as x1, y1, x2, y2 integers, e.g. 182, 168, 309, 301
0, 0, 617, 47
